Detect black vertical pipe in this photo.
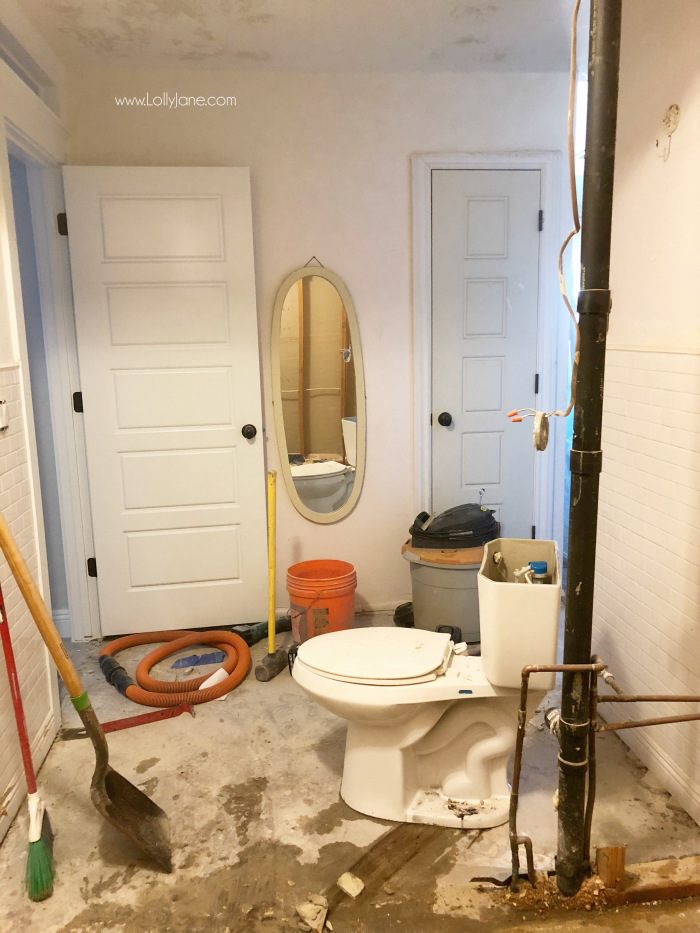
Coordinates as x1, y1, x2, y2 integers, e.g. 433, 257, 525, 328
556, 0, 622, 897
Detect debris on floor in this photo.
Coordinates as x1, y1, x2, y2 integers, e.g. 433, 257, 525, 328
336, 871, 364, 898
499, 873, 608, 911
3, 620, 700, 933
295, 894, 328, 932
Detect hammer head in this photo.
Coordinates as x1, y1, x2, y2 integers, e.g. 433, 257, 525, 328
254, 648, 288, 682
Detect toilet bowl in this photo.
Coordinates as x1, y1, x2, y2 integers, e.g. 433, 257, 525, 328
290, 460, 350, 513
293, 627, 546, 828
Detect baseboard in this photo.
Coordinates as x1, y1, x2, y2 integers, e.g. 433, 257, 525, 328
52, 609, 71, 638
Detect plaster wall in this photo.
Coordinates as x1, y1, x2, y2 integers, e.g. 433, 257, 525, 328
65, 67, 569, 609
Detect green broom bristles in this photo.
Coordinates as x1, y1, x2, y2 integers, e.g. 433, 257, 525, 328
26, 810, 54, 902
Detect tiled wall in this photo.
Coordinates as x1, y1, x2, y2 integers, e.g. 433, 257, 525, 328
0, 364, 57, 842
594, 347, 700, 822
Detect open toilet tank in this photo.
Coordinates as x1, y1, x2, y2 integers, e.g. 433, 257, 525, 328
292, 538, 562, 829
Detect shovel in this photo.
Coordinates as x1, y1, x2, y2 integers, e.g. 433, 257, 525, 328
0, 512, 172, 872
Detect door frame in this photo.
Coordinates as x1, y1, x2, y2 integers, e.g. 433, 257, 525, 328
411, 151, 567, 548
4, 122, 101, 641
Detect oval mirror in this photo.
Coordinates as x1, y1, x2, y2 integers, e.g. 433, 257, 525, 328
272, 268, 365, 523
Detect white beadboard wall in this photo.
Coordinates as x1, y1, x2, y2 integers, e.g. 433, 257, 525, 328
0, 363, 58, 843
594, 347, 700, 822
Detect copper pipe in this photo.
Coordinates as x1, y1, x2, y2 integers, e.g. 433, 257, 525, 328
591, 654, 624, 695
509, 662, 605, 893
597, 711, 700, 732
598, 695, 700, 703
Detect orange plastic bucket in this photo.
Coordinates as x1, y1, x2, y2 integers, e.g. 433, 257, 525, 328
287, 559, 357, 643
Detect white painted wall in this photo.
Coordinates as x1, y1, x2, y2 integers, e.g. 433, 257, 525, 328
607, 0, 700, 353
66, 66, 569, 611
594, 0, 700, 823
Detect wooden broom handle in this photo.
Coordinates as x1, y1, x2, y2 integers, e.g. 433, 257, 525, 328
0, 511, 85, 698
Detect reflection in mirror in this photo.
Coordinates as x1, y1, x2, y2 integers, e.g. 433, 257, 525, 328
273, 270, 364, 522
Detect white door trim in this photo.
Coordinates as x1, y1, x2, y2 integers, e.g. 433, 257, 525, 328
411, 151, 566, 547
5, 122, 100, 640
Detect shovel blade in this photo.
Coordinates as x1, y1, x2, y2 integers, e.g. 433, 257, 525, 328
77, 700, 173, 872
92, 766, 172, 872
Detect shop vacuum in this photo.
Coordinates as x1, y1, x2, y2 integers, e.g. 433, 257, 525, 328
395, 504, 499, 645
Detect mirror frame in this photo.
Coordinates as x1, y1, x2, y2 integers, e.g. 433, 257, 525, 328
271, 267, 366, 523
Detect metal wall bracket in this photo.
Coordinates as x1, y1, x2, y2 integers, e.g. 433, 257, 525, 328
570, 449, 603, 474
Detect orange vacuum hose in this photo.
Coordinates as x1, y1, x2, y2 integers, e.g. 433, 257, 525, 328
98, 631, 251, 707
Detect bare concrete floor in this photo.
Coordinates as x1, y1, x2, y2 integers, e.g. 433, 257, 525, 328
1, 614, 700, 932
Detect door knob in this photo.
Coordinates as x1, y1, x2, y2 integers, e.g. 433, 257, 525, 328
241, 424, 257, 439
437, 412, 452, 427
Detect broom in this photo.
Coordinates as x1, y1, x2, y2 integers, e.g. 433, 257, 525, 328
0, 578, 54, 900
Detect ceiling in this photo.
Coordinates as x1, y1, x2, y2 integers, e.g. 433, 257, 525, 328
19, 0, 577, 72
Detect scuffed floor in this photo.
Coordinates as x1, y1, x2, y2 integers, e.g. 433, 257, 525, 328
1, 614, 700, 932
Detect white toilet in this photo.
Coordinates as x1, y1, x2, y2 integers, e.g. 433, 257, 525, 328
290, 460, 351, 513
290, 418, 357, 513
293, 625, 552, 829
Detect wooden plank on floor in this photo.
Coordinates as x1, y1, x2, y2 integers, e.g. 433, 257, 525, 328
606, 855, 700, 906
325, 823, 459, 912
596, 846, 626, 890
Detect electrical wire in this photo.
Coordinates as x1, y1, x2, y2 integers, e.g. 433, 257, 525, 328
508, 0, 582, 426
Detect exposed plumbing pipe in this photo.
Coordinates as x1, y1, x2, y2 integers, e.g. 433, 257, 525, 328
597, 712, 700, 731
509, 662, 605, 893
597, 695, 700, 703
558, 0, 622, 896
510, 655, 700, 893
591, 654, 624, 695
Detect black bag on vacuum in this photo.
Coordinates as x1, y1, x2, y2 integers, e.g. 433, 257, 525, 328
409, 504, 498, 550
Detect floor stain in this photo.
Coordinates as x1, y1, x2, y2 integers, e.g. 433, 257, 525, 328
55, 841, 308, 933
218, 776, 268, 845
138, 776, 158, 796
134, 757, 160, 774
300, 799, 380, 835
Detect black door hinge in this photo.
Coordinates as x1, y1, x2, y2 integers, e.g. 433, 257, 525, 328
87, 558, 97, 578
535, 373, 540, 394
73, 391, 83, 413
532, 525, 536, 539
538, 210, 544, 232
57, 212, 68, 236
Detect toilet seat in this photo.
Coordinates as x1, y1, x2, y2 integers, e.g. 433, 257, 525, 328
296, 627, 453, 685
290, 461, 348, 479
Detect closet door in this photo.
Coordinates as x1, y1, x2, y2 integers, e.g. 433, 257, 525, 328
432, 169, 541, 535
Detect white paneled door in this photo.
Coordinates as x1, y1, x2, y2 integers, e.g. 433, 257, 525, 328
431, 170, 541, 535
63, 167, 268, 635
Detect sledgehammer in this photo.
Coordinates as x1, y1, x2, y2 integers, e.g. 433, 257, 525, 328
255, 471, 288, 682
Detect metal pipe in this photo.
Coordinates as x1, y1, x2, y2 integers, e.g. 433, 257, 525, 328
597, 712, 700, 731
557, 0, 622, 897
591, 654, 624, 696
598, 695, 700, 703
509, 663, 604, 893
